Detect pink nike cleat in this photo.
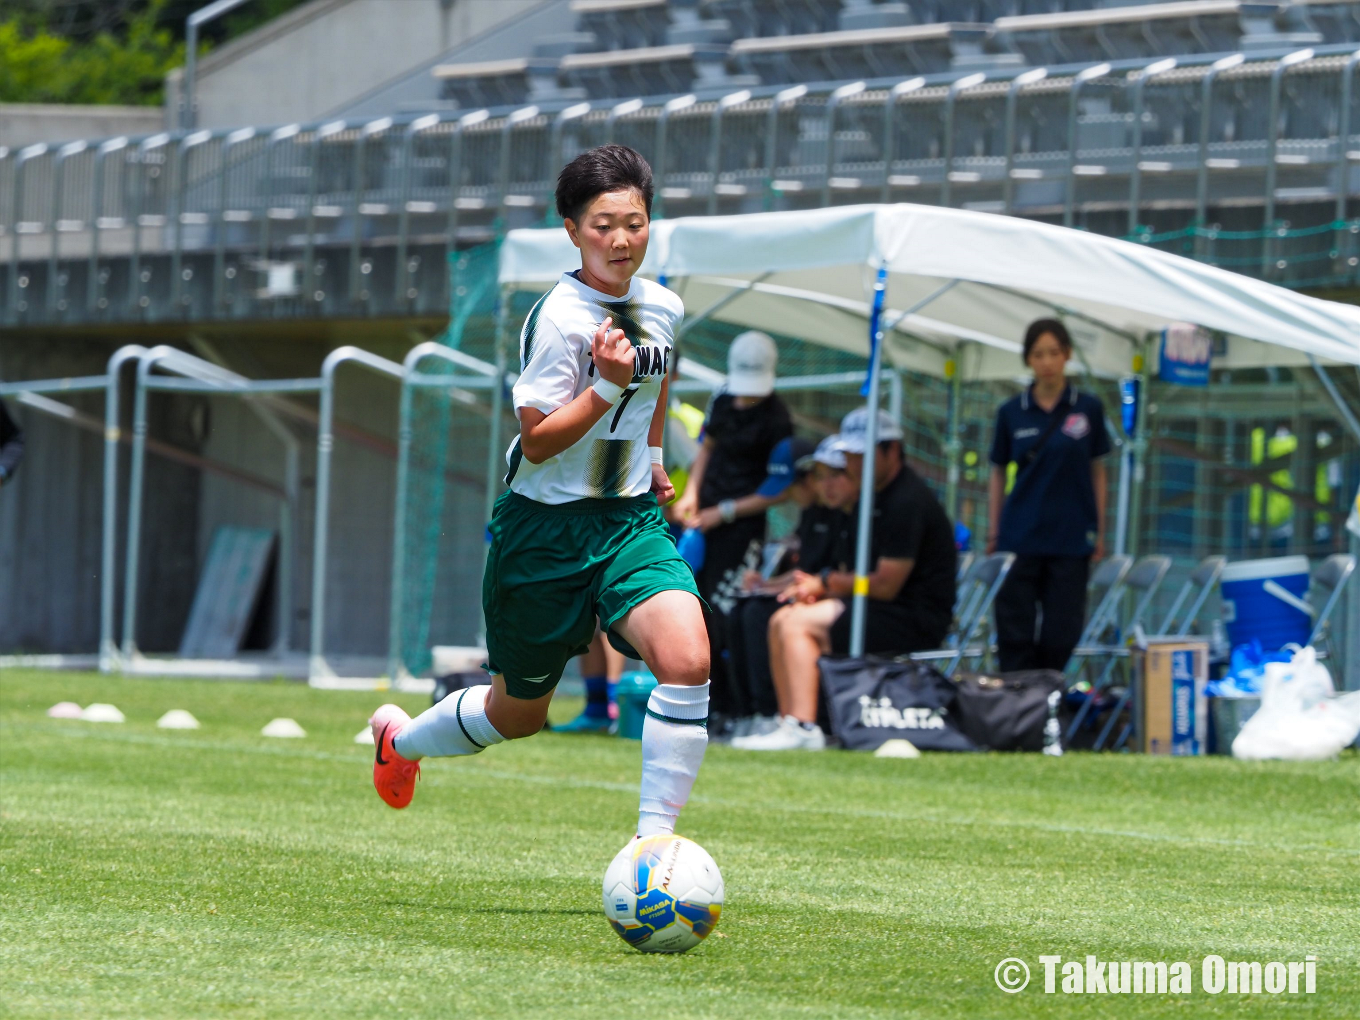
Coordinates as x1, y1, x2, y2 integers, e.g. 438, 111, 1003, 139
369, 704, 420, 809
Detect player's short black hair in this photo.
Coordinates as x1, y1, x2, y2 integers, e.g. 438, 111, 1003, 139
1022, 318, 1074, 362
555, 144, 654, 223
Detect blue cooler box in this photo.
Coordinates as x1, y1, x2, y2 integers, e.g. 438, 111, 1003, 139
615, 671, 658, 740
1220, 556, 1311, 651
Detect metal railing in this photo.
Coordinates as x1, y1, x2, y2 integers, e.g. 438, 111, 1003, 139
6, 44, 1360, 327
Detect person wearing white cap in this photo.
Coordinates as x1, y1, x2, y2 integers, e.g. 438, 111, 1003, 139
671, 331, 793, 732
735, 407, 956, 752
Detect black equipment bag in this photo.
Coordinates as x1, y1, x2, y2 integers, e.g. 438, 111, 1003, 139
952, 670, 1066, 751
432, 672, 484, 706
434, 672, 555, 732
819, 657, 977, 752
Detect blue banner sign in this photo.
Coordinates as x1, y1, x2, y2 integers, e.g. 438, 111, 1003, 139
1159, 323, 1212, 387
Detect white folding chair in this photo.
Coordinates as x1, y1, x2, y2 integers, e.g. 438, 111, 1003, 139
1094, 554, 1226, 752
1307, 554, 1357, 661
908, 552, 1016, 677
1152, 555, 1226, 637
1073, 556, 1172, 748
1063, 555, 1133, 673
1058, 554, 1132, 742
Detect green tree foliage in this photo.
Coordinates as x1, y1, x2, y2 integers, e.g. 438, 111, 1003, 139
0, 20, 72, 103
0, 0, 182, 104
0, 0, 313, 106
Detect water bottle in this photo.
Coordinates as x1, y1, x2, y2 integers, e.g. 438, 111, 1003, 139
1043, 689, 1064, 757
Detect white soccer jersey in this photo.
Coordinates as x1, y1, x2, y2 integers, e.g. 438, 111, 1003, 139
506, 271, 684, 504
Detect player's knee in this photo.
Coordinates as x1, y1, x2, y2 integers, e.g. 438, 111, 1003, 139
651, 642, 709, 686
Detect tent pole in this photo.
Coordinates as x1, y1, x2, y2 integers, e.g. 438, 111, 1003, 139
674, 271, 774, 341
851, 276, 958, 657
1124, 344, 1152, 560
1348, 528, 1360, 692
944, 348, 963, 521
1114, 434, 1131, 558
850, 266, 889, 658
1308, 354, 1360, 443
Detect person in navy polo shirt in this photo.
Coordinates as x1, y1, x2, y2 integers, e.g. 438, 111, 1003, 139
987, 319, 1110, 672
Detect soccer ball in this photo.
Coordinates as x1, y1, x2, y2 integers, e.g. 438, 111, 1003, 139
602, 834, 723, 953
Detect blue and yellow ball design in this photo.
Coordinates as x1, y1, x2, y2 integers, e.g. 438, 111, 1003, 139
602, 835, 724, 953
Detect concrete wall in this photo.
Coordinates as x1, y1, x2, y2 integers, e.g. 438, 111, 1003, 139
0, 104, 165, 149
167, 0, 547, 130
338, 0, 576, 120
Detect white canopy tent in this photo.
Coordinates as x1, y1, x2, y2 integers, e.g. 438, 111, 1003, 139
501, 203, 1360, 380
500, 203, 1360, 653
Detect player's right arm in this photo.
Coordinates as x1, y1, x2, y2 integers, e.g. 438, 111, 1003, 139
519, 316, 635, 464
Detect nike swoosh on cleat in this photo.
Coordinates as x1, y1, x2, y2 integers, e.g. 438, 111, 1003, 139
375, 723, 390, 766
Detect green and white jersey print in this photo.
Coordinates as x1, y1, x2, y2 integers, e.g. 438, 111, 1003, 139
507, 271, 684, 504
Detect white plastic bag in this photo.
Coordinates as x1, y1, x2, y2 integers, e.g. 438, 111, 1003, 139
1232, 646, 1360, 760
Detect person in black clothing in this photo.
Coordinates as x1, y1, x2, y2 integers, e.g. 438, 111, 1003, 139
0, 401, 25, 488
988, 318, 1111, 672
726, 435, 853, 737
672, 330, 793, 723
735, 408, 957, 752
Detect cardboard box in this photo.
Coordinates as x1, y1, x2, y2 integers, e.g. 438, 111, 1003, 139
1135, 639, 1209, 755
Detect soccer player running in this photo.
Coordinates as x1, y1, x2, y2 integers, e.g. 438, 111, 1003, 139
367, 144, 711, 841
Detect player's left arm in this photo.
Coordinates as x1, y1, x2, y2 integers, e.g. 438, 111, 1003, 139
648, 375, 675, 505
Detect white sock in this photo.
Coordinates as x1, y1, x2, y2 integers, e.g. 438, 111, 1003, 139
638, 681, 709, 837
393, 685, 505, 760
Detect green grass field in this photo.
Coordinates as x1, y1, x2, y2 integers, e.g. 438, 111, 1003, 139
1, 669, 1356, 1019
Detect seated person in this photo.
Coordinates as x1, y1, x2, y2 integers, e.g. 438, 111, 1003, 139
733, 407, 957, 752
726, 436, 855, 738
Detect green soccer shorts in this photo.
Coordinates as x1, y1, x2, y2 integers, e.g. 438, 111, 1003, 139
482, 491, 703, 700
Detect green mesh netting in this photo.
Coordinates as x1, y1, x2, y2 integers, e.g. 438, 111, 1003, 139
1120, 218, 1360, 291
394, 242, 502, 676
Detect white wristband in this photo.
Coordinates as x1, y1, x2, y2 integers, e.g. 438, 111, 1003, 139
649, 446, 664, 465
592, 378, 625, 404
718, 498, 738, 524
